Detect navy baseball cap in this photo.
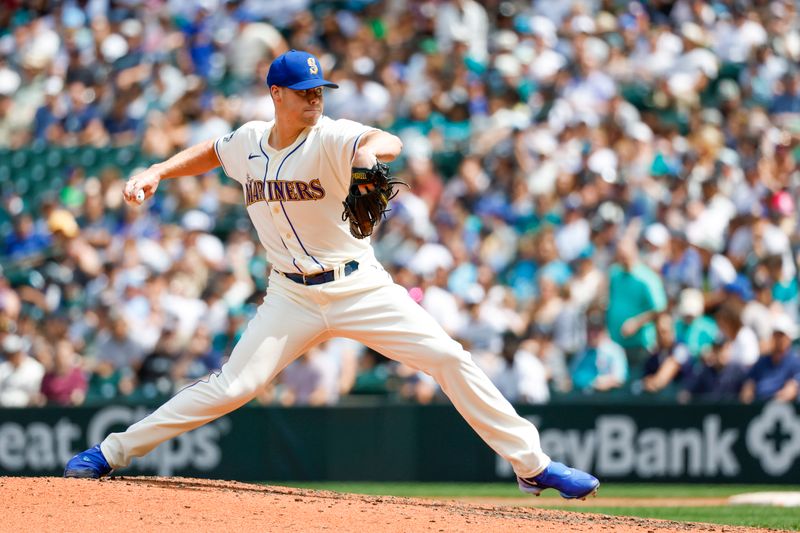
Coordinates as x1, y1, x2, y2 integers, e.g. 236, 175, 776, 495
266, 50, 339, 90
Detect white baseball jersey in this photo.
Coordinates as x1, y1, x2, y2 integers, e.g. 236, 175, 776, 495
100, 115, 553, 482
213, 116, 377, 275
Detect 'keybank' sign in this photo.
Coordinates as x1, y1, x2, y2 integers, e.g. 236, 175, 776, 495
497, 402, 800, 481
1, 402, 797, 482
535, 414, 740, 477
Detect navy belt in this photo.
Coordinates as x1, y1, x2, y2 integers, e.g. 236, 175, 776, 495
281, 260, 359, 286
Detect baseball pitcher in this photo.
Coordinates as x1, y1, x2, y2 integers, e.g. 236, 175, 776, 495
65, 50, 599, 499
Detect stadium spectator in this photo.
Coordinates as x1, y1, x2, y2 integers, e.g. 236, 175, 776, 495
723, 276, 773, 354
641, 313, 691, 397
0, 276, 21, 324
687, 229, 737, 306
570, 310, 628, 394
566, 248, 604, 312
551, 287, 587, 360
40, 339, 87, 406
769, 71, 800, 115
0, 1, 799, 408
59, 81, 107, 146
606, 239, 667, 371
170, 325, 221, 390
87, 312, 144, 399
351, 347, 391, 396
279, 350, 325, 406
715, 304, 760, 368
661, 230, 703, 300
279, 343, 341, 406
680, 340, 748, 403
763, 253, 800, 322
457, 300, 502, 356
92, 312, 146, 371
674, 288, 719, 359
421, 267, 464, 336
527, 275, 565, 335
740, 315, 800, 404
503, 330, 549, 405
104, 97, 142, 146
527, 323, 570, 394
325, 57, 392, 124
743, 281, 777, 349
137, 323, 183, 399
3, 213, 50, 261
32, 77, 65, 143
0, 63, 26, 147
435, 0, 489, 65
0, 334, 44, 407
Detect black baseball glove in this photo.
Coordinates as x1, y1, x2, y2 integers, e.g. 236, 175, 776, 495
342, 162, 406, 239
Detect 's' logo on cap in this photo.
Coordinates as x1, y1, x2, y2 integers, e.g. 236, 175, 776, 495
307, 57, 318, 75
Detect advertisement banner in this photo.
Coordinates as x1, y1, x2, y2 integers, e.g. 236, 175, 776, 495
0, 402, 797, 482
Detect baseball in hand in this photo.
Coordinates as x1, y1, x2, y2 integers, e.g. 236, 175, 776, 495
136, 189, 145, 203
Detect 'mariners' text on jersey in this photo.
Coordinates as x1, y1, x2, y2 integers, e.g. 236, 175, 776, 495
245, 178, 326, 206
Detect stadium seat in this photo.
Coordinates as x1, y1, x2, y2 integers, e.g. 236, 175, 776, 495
45, 149, 63, 169
14, 176, 29, 196
30, 163, 46, 184
10, 150, 28, 170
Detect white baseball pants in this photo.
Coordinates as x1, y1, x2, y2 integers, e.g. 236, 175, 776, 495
101, 261, 551, 478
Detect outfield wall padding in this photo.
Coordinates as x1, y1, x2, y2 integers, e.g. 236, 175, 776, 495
1, 402, 797, 482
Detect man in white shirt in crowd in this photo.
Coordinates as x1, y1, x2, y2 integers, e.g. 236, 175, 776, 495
0, 334, 45, 407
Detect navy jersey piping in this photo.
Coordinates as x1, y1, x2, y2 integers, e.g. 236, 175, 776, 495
274, 139, 325, 271
214, 136, 234, 178
258, 135, 303, 274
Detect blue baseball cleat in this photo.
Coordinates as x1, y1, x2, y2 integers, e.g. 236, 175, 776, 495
64, 444, 112, 479
518, 461, 600, 500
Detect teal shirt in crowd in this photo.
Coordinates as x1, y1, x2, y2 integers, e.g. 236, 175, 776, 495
607, 263, 667, 350
773, 277, 799, 308
675, 316, 719, 358
571, 339, 629, 392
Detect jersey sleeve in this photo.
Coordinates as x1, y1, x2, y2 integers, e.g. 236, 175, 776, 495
214, 121, 264, 184
319, 118, 378, 185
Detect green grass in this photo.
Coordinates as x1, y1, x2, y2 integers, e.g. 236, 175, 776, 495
268, 481, 798, 499
267, 482, 800, 530
560, 505, 800, 531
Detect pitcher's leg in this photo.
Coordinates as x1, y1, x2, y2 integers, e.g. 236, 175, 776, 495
101, 291, 327, 469
333, 280, 549, 478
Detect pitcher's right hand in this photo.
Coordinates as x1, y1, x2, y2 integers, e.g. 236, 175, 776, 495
124, 167, 162, 205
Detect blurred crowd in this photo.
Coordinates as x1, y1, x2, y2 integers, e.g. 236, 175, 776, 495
1, 0, 800, 408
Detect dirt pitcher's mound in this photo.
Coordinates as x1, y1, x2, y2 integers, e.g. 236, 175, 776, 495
0, 477, 781, 533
